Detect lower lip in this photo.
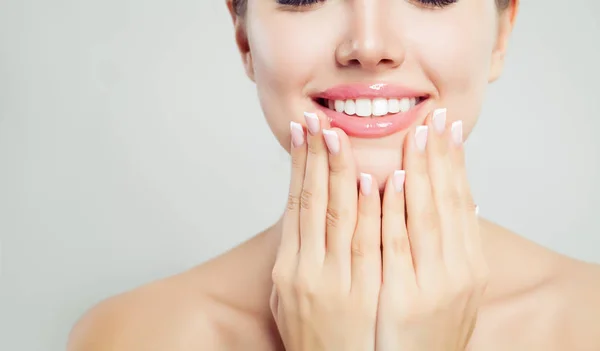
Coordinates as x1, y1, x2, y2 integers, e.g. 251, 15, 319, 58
313, 100, 427, 138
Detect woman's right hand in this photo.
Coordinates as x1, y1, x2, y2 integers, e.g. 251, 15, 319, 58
270, 111, 382, 351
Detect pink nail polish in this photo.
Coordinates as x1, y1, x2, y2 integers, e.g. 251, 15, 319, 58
360, 173, 372, 196
432, 108, 447, 134
303, 112, 320, 135
415, 126, 429, 152
451, 121, 463, 145
322, 129, 340, 155
393, 170, 405, 192
290, 122, 304, 148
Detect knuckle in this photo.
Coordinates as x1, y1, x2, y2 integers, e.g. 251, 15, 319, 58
307, 141, 322, 156
300, 189, 313, 210
328, 160, 346, 176
352, 235, 376, 257
291, 154, 305, 171
326, 207, 342, 229
445, 191, 464, 211
294, 277, 317, 298
271, 266, 289, 288
351, 237, 366, 257
421, 209, 440, 233
286, 193, 300, 211
388, 234, 411, 255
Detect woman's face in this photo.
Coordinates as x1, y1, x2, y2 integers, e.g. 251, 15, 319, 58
229, 0, 515, 189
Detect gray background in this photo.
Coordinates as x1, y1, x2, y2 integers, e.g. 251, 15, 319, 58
1, 0, 599, 350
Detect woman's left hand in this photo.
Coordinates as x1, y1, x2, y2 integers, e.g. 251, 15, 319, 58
375, 108, 488, 351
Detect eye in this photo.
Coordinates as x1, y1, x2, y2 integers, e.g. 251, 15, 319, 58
276, 0, 325, 7
413, 0, 458, 8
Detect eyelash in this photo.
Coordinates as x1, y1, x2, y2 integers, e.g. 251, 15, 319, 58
276, 0, 458, 8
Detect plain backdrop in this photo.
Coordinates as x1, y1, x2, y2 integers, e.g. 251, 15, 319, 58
1, 0, 599, 350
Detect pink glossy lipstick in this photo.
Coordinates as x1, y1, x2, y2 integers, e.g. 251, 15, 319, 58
311, 83, 430, 138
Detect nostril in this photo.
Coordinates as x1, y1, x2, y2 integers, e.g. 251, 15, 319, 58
345, 59, 362, 67
379, 58, 395, 66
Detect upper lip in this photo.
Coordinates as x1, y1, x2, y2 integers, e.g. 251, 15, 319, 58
310, 83, 430, 101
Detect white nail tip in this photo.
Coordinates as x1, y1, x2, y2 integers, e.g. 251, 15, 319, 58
475, 205, 480, 216
416, 125, 429, 133
360, 173, 372, 196
433, 108, 447, 116
393, 170, 406, 192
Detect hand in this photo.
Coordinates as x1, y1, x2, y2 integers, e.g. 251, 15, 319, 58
376, 108, 488, 351
270, 111, 381, 351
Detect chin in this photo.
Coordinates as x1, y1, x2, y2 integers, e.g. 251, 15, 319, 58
351, 145, 404, 192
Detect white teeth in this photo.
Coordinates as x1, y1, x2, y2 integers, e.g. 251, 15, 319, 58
326, 97, 421, 117
398, 98, 411, 113
372, 98, 388, 116
344, 99, 356, 115
388, 99, 400, 113
355, 99, 372, 117
334, 100, 345, 113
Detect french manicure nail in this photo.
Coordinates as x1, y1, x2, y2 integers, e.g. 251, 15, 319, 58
415, 126, 429, 152
360, 173, 372, 196
322, 129, 340, 155
290, 122, 304, 148
303, 112, 320, 135
393, 170, 406, 192
451, 120, 463, 145
433, 108, 447, 134
475, 205, 480, 216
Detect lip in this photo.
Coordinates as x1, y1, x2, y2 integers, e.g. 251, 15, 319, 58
310, 83, 430, 138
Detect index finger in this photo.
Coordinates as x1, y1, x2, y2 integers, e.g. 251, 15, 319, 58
278, 120, 307, 258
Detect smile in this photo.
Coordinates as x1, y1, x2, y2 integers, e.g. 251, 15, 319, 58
316, 97, 424, 118
311, 83, 430, 138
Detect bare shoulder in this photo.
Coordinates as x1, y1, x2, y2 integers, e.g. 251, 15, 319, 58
555, 259, 600, 349
68, 229, 282, 351
67, 272, 231, 351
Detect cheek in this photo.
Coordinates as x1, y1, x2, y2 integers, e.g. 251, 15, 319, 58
405, 10, 496, 135
247, 14, 336, 150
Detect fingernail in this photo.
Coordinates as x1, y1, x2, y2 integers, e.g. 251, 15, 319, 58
451, 120, 463, 145
415, 126, 429, 152
290, 122, 304, 148
475, 205, 480, 216
303, 112, 320, 135
360, 173, 372, 196
433, 108, 447, 134
322, 129, 340, 155
393, 170, 405, 192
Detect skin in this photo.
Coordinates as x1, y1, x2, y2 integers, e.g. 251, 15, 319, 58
68, 0, 600, 350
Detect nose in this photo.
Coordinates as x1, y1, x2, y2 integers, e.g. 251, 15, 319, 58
335, 1, 404, 71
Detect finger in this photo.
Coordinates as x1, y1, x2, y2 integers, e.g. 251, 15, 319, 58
426, 108, 466, 270
269, 286, 279, 322
351, 173, 382, 293
298, 111, 329, 264
279, 121, 307, 259
322, 127, 357, 278
403, 122, 442, 283
381, 170, 416, 291
449, 121, 484, 270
